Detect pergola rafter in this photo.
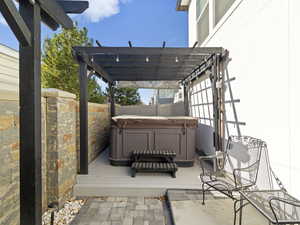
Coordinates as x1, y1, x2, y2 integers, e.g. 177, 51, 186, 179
76, 51, 113, 82
74, 46, 224, 55
73, 46, 224, 82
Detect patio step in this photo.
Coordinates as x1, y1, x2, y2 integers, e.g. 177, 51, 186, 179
131, 150, 177, 178
132, 162, 178, 178
132, 150, 176, 158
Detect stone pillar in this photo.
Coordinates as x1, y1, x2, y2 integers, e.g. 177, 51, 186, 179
43, 88, 77, 208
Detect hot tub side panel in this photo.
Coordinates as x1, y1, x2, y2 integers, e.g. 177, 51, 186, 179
110, 126, 196, 167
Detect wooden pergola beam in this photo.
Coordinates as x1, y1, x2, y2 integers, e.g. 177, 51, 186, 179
105, 68, 194, 74
102, 64, 199, 69
74, 46, 224, 56
76, 52, 113, 83
108, 75, 186, 81
37, 0, 74, 29
13, 0, 89, 30
0, 0, 31, 46
57, 1, 89, 13
94, 59, 206, 67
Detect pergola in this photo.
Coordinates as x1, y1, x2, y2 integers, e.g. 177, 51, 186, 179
0, 1, 88, 224
73, 46, 228, 174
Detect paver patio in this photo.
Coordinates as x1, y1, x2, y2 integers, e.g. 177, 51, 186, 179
70, 197, 166, 225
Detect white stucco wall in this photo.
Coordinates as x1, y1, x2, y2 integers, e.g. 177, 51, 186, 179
188, 0, 300, 198
0, 44, 19, 92
188, 0, 197, 46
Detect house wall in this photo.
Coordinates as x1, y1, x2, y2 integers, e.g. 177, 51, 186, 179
0, 88, 110, 225
187, 0, 300, 198
0, 45, 19, 92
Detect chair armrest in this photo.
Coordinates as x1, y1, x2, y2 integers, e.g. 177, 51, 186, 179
198, 155, 218, 181
269, 196, 300, 223
198, 155, 218, 160
232, 161, 259, 188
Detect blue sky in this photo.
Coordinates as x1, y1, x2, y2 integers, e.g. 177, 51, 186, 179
0, 0, 188, 104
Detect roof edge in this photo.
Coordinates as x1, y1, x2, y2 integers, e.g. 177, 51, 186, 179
0, 44, 19, 59
176, 0, 190, 11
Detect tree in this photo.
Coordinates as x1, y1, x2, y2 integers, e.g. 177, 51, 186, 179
41, 24, 106, 103
111, 87, 142, 105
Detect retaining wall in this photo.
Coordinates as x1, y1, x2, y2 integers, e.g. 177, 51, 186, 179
0, 88, 110, 225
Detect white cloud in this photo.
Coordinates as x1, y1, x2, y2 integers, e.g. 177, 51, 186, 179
83, 0, 131, 23
0, 0, 131, 26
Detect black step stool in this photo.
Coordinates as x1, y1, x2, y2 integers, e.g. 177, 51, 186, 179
131, 150, 177, 178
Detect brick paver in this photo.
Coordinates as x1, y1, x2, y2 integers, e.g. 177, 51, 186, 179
70, 197, 166, 225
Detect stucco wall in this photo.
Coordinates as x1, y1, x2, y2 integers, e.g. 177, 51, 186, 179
0, 88, 110, 225
188, 0, 300, 198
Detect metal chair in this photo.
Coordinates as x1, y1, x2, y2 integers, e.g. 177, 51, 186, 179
199, 136, 265, 205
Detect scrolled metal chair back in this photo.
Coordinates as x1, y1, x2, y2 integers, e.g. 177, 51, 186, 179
223, 136, 265, 189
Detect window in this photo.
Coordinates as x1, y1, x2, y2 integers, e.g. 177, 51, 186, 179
196, 0, 209, 45
196, 0, 208, 20
197, 6, 209, 45
215, 0, 236, 25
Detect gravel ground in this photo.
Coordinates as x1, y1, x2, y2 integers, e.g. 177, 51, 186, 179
42, 199, 86, 225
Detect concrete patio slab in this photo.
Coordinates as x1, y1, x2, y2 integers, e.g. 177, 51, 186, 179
167, 190, 269, 225
74, 149, 203, 197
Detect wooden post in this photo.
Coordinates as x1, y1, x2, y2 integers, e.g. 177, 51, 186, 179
19, 2, 42, 225
109, 82, 115, 117
79, 62, 88, 174
211, 55, 220, 152
156, 89, 160, 116
184, 84, 189, 116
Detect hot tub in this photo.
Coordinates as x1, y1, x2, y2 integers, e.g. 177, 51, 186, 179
110, 116, 198, 167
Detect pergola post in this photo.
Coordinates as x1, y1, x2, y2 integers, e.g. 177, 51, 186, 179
19, 2, 42, 225
211, 55, 221, 152
1, 1, 88, 224
109, 82, 116, 117
79, 62, 89, 174
183, 84, 189, 116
